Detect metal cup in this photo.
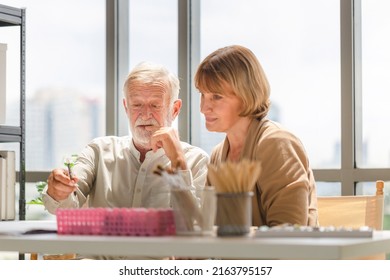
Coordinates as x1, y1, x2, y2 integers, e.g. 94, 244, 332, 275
216, 192, 253, 236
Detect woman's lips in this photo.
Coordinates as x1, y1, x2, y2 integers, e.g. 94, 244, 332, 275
205, 117, 217, 123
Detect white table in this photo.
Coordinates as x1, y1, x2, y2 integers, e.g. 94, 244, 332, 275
1, 221, 390, 259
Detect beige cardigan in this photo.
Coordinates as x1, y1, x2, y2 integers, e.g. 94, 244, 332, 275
210, 118, 318, 227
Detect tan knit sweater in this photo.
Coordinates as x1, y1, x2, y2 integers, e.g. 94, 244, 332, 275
210, 118, 318, 227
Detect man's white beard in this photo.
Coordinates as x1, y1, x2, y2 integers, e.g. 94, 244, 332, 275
132, 128, 154, 148
131, 115, 173, 149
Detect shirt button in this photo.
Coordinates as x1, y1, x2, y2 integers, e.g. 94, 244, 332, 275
136, 189, 141, 193
141, 168, 146, 172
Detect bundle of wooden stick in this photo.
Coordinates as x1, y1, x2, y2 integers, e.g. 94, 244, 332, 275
207, 159, 261, 193
154, 165, 204, 232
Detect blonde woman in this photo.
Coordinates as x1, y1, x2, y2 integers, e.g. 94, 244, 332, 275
195, 45, 318, 227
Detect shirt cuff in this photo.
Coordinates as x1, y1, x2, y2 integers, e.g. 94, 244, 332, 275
178, 169, 193, 188
42, 187, 79, 214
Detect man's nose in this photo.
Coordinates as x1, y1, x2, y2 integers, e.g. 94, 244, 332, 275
140, 105, 152, 119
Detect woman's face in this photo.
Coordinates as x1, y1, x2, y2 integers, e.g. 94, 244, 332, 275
199, 82, 243, 133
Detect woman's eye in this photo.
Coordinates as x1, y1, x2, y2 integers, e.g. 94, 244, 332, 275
212, 94, 222, 100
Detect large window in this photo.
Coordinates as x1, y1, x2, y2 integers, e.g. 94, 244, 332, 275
197, 0, 340, 170
360, 0, 390, 168
128, 0, 177, 74
0, 0, 106, 171
115, 1, 390, 199
1, 0, 390, 260
110, 0, 179, 137
192, 0, 341, 196
124, 0, 178, 134
0, 0, 105, 260
0, 0, 388, 217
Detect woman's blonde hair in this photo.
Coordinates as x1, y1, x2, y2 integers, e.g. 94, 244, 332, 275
195, 45, 270, 120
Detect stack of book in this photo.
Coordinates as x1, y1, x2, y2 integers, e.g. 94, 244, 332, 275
0, 43, 6, 124
0, 150, 15, 220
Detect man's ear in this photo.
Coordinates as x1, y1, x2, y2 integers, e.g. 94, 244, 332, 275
123, 97, 128, 112
172, 99, 182, 119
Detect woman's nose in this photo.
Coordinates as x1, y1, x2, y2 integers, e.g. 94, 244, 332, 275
200, 98, 212, 114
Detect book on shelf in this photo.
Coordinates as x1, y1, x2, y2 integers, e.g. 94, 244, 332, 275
0, 157, 6, 220
0, 150, 16, 220
0, 43, 6, 124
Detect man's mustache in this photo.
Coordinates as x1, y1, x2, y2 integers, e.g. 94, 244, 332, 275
135, 119, 159, 126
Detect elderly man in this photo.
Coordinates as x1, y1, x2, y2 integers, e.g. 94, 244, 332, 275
43, 62, 208, 215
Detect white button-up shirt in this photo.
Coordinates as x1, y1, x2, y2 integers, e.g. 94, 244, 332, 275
43, 136, 209, 214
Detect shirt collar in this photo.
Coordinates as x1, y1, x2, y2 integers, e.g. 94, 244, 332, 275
129, 138, 165, 162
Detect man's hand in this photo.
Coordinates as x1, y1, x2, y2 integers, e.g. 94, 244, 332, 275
47, 168, 79, 201
147, 126, 187, 170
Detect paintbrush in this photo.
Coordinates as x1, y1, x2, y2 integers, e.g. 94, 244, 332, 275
207, 160, 262, 193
